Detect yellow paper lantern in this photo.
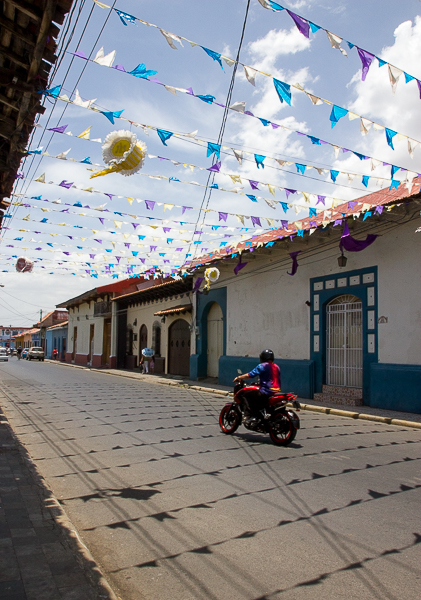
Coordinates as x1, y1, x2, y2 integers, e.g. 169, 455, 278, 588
91, 130, 147, 178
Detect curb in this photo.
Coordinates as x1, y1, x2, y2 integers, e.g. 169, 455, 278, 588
45, 360, 421, 429
0, 390, 121, 600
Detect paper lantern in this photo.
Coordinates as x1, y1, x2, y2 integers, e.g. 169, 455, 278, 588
204, 266, 220, 291
91, 130, 146, 178
16, 257, 34, 273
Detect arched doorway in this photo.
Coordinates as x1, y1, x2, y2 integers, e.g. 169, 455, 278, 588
207, 302, 223, 378
139, 324, 148, 364
168, 319, 190, 376
326, 295, 362, 388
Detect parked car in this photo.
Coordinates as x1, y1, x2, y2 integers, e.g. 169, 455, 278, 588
0, 348, 8, 362
27, 347, 45, 361
21, 348, 29, 359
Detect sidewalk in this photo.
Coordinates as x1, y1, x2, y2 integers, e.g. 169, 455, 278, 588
47, 359, 421, 429
0, 399, 119, 600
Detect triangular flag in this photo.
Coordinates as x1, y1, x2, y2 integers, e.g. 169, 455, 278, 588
77, 126, 91, 140
93, 47, 116, 67
243, 65, 257, 86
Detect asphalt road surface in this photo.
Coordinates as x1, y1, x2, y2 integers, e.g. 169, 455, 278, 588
0, 359, 420, 600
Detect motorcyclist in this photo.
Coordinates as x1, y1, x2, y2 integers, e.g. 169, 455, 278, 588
17, 347, 22, 360
233, 349, 281, 422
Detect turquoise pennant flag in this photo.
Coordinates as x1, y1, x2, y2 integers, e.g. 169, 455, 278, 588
157, 129, 173, 145
273, 78, 292, 105
201, 47, 224, 70
330, 170, 339, 182
254, 154, 266, 169
362, 175, 369, 187
207, 142, 221, 159
330, 105, 348, 127
129, 63, 158, 79
385, 128, 397, 150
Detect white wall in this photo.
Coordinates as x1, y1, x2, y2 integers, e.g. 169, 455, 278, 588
67, 302, 104, 356
209, 216, 420, 365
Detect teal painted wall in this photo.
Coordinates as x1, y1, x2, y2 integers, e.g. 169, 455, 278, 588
370, 364, 421, 413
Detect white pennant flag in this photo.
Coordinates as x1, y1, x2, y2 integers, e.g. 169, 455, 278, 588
159, 29, 183, 49
230, 101, 246, 113
233, 149, 243, 164
360, 118, 372, 136
74, 89, 96, 109
388, 64, 403, 93
93, 47, 116, 67
243, 65, 257, 86
326, 31, 347, 56
408, 139, 419, 158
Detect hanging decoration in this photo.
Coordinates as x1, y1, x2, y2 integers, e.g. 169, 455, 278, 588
91, 130, 147, 178
339, 222, 378, 252
16, 257, 34, 273
287, 251, 302, 276
203, 266, 220, 290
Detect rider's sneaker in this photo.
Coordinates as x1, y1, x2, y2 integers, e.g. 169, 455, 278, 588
261, 410, 271, 420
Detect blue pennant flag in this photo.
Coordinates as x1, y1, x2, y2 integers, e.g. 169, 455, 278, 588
114, 9, 136, 25
255, 154, 266, 169
378, 58, 387, 67
330, 170, 339, 183
404, 72, 415, 83
389, 180, 400, 190
196, 94, 216, 104
201, 47, 224, 70
390, 165, 400, 178
308, 136, 321, 145
385, 128, 397, 150
309, 22, 321, 33
268, 1, 284, 10
295, 163, 306, 174
42, 85, 61, 98
362, 175, 369, 187
309, 207, 317, 218
330, 105, 348, 127
246, 195, 258, 202
100, 110, 124, 124
273, 78, 292, 105
129, 63, 157, 79
258, 118, 271, 126
81, 157, 92, 164
157, 129, 174, 145
281, 202, 288, 213
207, 142, 221, 159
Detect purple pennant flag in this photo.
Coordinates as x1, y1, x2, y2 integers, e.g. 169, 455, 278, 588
333, 219, 343, 227
374, 205, 384, 215
163, 227, 171, 233
287, 251, 302, 276
124, 243, 131, 248
309, 221, 317, 227
59, 180, 73, 189
113, 64, 126, 72
234, 257, 248, 276
251, 216, 261, 227
193, 277, 204, 292
71, 51, 88, 59
219, 212, 228, 222
116, 257, 121, 263
132, 223, 139, 229
186, 87, 194, 95
317, 195, 326, 205
94, 239, 102, 244
340, 222, 378, 252
357, 48, 375, 81
63, 252, 70, 256
347, 201, 358, 210
150, 246, 157, 252
104, 193, 115, 201
182, 206, 192, 214
271, 123, 280, 129
176, 247, 183, 252
287, 10, 310, 38
145, 200, 155, 210
249, 180, 259, 190
98, 218, 105, 225
281, 220, 289, 230
417, 79, 421, 99
139, 258, 145, 264
48, 124, 68, 134
285, 188, 297, 199
207, 161, 221, 172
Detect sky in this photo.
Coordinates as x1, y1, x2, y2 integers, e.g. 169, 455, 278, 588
1, 0, 421, 326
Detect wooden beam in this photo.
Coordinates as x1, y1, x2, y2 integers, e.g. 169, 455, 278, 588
0, 93, 19, 112
4, 0, 42, 22
0, 15, 36, 46
0, 45, 30, 69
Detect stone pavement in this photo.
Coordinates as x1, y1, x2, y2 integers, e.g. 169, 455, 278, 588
45, 360, 421, 428
0, 400, 119, 600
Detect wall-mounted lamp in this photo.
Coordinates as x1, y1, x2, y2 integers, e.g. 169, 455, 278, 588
305, 300, 311, 307
161, 316, 166, 324
338, 251, 347, 268
133, 318, 137, 327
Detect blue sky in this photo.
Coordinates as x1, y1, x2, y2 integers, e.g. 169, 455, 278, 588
1, 0, 420, 325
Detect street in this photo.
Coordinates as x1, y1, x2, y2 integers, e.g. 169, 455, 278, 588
0, 359, 420, 600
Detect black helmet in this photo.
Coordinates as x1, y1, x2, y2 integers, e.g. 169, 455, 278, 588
260, 349, 274, 363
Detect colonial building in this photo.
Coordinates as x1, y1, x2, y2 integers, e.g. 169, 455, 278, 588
113, 277, 193, 375
36, 310, 68, 349
0, 326, 31, 348
57, 277, 144, 367
188, 181, 421, 413
45, 321, 68, 360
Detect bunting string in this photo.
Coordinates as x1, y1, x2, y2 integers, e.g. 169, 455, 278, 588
64, 48, 421, 155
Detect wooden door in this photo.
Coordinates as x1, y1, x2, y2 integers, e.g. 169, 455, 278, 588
72, 327, 77, 361
168, 319, 190, 376
88, 324, 94, 363
139, 325, 148, 363
102, 319, 111, 365
207, 303, 223, 377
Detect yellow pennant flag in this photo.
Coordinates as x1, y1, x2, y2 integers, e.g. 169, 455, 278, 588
127, 197, 134, 205
77, 126, 91, 140
93, 0, 111, 9
114, 221, 122, 229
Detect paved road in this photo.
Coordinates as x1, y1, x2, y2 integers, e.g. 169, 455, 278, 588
0, 359, 420, 600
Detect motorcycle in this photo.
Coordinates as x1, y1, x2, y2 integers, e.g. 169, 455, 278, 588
219, 375, 301, 446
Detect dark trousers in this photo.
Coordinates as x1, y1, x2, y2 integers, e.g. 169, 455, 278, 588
247, 391, 271, 416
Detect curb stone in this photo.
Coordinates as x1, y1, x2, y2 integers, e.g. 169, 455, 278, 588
44, 360, 421, 429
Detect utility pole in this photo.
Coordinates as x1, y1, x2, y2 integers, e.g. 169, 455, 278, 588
39, 310, 43, 349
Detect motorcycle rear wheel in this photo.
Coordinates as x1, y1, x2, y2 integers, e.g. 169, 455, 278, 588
269, 413, 296, 446
219, 405, 241, 434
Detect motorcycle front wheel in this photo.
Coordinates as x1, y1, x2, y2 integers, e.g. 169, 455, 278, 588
269, 413, 296, 446
219, 405, 241, 434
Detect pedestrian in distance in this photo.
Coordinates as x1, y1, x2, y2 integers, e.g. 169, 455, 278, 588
52, 348, 58, 360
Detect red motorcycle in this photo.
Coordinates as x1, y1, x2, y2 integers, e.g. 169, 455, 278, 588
219, 378, 301, 446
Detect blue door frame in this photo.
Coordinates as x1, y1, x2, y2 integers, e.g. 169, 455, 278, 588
310, 267, 378, 403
